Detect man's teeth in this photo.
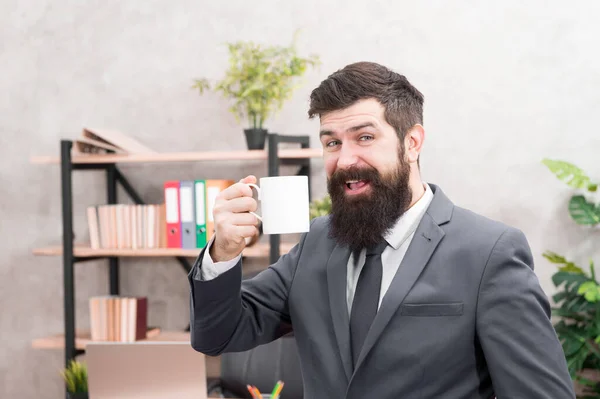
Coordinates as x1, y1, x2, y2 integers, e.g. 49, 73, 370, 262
346, 180, 369, 191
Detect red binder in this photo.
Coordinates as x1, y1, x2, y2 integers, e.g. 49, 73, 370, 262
164, 181, 181, 248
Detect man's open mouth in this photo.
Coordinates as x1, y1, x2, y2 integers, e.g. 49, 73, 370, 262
345, 180, 370, 193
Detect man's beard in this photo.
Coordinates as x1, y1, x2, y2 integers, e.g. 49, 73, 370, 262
327, 156, 412, 252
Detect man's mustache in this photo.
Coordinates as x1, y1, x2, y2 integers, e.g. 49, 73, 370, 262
329, 166, 381, 185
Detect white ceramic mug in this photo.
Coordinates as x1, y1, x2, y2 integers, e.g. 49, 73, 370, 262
247, 176, 310, 235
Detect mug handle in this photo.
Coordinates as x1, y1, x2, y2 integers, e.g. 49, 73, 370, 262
246, 183, 263, 221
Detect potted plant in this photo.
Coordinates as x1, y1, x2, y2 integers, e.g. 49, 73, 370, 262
61, 360, 88, 399
193, 34, 320, 150
542, 159, 600, 397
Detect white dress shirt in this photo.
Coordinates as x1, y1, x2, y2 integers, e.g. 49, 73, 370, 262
197, 183, 434, 315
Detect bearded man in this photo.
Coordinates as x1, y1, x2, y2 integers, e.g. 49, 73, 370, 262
188, 62, 574, 398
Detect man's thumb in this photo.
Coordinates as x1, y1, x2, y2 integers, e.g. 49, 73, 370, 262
240, 175, 257, 184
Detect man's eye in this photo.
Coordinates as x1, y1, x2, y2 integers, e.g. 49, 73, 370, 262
326, 140, 340, 147
359, 135, 374, 141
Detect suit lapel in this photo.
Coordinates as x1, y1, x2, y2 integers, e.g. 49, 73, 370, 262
352, 211, 446, 374
326, 244, 353, 381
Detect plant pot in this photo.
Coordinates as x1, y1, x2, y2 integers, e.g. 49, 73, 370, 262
244, 128, 268, 150
67, 392, 88, 399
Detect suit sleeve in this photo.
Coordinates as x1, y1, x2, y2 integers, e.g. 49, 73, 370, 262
194, 238, 241, 281
187, 229, 310, 356
476, 228, 575, 399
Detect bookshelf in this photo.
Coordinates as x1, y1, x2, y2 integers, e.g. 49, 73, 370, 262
30, 147, 322, 165
32, 242, 295, 258
31, 133, 317, 397
31, 327, 174, 350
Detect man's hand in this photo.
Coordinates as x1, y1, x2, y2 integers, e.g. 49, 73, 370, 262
210, 175, 260, 262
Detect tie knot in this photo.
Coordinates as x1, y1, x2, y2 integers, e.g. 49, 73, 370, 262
366, 241, 388, 257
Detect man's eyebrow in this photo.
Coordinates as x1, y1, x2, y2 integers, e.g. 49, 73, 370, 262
320, 122, 377, 138
348, 122, 376, 132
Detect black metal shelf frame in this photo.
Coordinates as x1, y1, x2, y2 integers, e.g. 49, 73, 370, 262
58, 133, 312, 394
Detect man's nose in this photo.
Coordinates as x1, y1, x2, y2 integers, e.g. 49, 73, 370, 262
336, 145, 359, 168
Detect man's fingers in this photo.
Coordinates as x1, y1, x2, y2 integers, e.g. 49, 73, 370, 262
216, 197, 258, 214
228, 212, 260, 226
221, 225, 258, 245
239, 175, 257, 185
237, 225, 259, 239
219, 175, 258, 201
219, 182, 254, 200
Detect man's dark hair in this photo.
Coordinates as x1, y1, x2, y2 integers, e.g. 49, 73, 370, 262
308, 62, 424, 142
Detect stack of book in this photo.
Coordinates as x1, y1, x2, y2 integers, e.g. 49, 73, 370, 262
73, 127, 156, 155
89, 296, 149, 342
164, 179, 235, 249
87, 204, 166, 249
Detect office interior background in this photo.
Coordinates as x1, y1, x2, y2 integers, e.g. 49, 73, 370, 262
2, 0, 600, 398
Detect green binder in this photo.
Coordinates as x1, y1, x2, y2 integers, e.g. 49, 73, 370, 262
194, 180, 208, 248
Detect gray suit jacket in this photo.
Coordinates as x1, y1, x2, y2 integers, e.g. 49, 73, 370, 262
188, 184, 574, 398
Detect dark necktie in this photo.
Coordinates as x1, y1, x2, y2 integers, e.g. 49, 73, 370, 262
350, 241, 388, 367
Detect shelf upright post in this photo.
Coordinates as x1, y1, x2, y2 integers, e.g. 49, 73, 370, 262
60, 140, 76, 384
266, 133, 314, 264
106, 164, 120, 295
267, 134, 281, 265
300, 138, 312, 202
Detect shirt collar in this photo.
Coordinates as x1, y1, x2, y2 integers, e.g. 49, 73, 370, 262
384, 182, 434, 250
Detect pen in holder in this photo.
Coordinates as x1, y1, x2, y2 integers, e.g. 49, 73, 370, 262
247, 381, 284, 399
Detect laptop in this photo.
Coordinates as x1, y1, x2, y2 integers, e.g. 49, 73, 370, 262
86, 341, 207, 399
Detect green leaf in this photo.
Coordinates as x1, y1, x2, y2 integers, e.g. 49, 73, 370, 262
552, 271, 589, 290
585, 339, 600, 362
553, 290, 570, 303
552, 307, 587, 322
191, 78, 210, 93
544, 251, 585, 274
566, 349, 588, 377
566, 295, 594, 313
542, 159, 592, 189
563, 336, 586, 357
579, 281, 600, 303
569, 195, 600, 226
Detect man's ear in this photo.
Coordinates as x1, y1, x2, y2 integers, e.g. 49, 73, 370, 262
405, 124, 425, 164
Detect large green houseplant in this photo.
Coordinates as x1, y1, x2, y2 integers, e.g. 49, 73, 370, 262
193, 35, 319, 150
542, 159, 600, 397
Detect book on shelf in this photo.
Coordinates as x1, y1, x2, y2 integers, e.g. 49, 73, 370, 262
73, 127, 156, 155
89, 296, 149, 342
87, 204, 166, 249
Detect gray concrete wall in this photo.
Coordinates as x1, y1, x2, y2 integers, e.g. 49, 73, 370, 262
2, 1, 599, 397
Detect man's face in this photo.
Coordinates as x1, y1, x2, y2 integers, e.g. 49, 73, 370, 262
318, 98, 413, 250
319, 98, 402, 190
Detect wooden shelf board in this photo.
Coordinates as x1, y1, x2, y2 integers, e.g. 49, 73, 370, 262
32, 242, 295, 258
31, 328, 189, 350
30, 148, 322, 165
